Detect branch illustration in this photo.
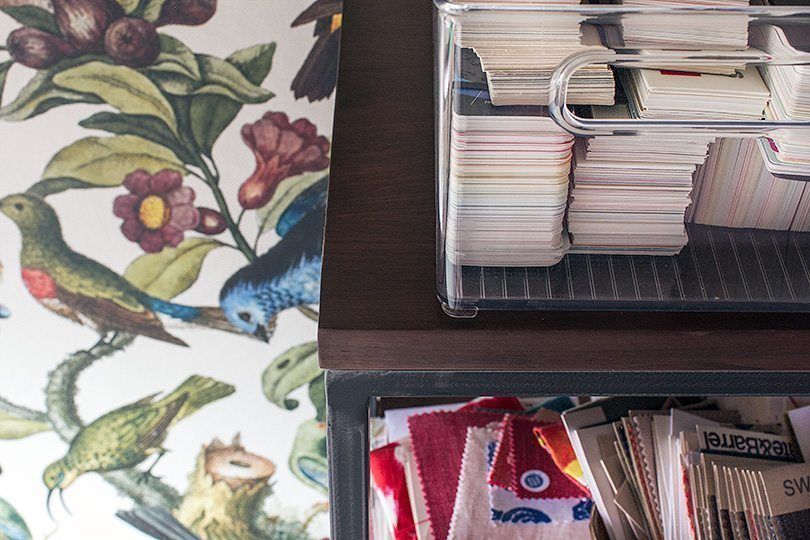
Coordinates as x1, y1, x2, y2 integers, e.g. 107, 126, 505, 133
297, 306, 319, 322
190, 157, 257, 263
44, 332, 181, 509
0, 396, 47, 424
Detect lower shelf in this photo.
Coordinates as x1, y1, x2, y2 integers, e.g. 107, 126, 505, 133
441, 224, 810, 314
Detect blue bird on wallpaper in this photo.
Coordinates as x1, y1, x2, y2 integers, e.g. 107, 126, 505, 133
220, 179, 327, 341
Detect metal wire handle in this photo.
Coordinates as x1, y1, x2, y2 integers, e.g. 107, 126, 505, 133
548, 49, 810, 137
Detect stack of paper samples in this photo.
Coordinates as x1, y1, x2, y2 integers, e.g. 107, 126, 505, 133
623, 67, 771, 121
566, 68, 771, 255
569, 105, 710, 255
562, 396, 810, 540
631, 48, 765, 77
448, 97, 574, 266
751, 24, 810, 177
458, 2, 615, 106
689, 138, 810, 231
597, 0, 750, 51
441, 4, 810, 270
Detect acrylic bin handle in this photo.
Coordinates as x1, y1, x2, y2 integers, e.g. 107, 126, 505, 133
548, 49, 810, 137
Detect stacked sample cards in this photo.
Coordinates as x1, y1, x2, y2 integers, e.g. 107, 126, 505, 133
633, 48, 765, 77
751, 24, 810, 177
458, 4, 615, 106
690, 138, 810, 231
448, 95, 574, 266
623, 67, 771, 121
441, 10, 810, 270
563, 396, 810, 540
598, 0, 750, 51
570, 69, 770, 255
569, 104, 712, 255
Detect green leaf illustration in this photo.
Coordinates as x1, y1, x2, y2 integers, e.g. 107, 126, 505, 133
0, 60, 13, 104
147, 70, 197, 96
26, 178, 96, 197
228, 43, 277, 82
0, 410, 50, 440
79, 111, 196, 165
187, 96, 230, 155
114, 0, 141, 13
141, 0, 169, 22
147, 45, 274, 102
262, 341, 320, 410
53, 62, 178, 134
0, 6, 59, 34
124, 238, 223, 300
0, 62, 103, 121
193, 54, 274, 103
256, 172, 327, 238
190, 43, 276, 156
289, 419, 328, 493
0, 496, 32, 540
42, 135, 185, 187
147, 35, 201, 80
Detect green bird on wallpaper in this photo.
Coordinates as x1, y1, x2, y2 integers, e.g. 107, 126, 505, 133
43, 375, 234, 506
0, 193, 240, 346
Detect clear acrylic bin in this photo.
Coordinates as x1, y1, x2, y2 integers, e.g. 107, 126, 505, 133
435, 0, 810, 317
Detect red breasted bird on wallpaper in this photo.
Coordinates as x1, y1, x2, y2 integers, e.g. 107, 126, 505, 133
291, 0, 342, 102
0, 193, 252, 347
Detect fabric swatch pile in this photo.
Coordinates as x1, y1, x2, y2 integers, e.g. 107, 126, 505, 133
368, 397, 595, 540
370, 395, 810, 539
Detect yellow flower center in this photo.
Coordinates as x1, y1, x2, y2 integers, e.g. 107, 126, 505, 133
138, 195, 169, 230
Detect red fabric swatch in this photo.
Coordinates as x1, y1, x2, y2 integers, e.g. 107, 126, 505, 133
534, 422, 590, 492
408, 410, 504, 540
488, 416, 514, 490
507, 415, 590, 500
370, 442, 417, 540
459, 396, 525, 412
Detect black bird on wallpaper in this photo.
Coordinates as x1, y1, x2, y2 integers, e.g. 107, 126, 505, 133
291, 0, 342, 102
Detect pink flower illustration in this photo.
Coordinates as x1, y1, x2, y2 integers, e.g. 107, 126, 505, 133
113, 170, 200, 253
238, 112, 331, 209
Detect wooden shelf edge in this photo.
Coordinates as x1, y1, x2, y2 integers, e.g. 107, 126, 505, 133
317, 326, 810, 371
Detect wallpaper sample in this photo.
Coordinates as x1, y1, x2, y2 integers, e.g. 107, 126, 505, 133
0, 1, 340, 538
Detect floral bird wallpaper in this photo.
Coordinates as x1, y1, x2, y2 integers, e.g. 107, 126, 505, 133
0, 0, 339, 538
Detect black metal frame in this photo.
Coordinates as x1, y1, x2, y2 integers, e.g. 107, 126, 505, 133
326, 369, 810, 540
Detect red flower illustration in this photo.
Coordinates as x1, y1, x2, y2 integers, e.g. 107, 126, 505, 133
113, 170, 200, 253
238, 112, 331, 209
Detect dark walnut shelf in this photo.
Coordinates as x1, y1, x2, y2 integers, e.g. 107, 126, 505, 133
317, 0, 810, 372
